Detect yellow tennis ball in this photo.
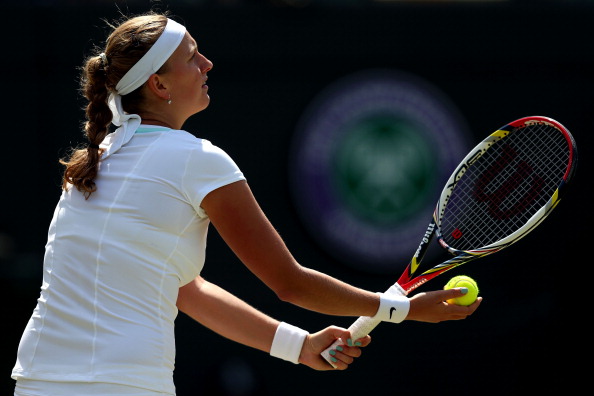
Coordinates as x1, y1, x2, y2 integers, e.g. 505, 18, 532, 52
444, 275, 479, 306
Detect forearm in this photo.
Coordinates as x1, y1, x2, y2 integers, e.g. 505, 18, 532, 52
177, 277, 278, 353
276, 265, 380, 317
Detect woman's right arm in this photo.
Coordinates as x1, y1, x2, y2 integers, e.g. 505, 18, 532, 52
201, 180, 482, 323
201, 180, 380, 316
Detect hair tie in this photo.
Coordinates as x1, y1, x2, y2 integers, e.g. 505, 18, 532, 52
89, 143, 100, 149
99, 53, 108, 66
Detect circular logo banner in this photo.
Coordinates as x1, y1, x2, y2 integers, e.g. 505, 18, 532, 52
289, 69, 471, 273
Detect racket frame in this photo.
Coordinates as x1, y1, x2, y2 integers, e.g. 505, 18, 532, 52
321, 115, 577, 366
398, 116, 576, 292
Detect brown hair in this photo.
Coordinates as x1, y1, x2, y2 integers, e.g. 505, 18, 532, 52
60, 12, 169, 198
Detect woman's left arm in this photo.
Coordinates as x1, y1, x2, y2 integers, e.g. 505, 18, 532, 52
177, 275, 276, 352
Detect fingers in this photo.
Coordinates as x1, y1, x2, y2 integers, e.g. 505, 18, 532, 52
328, 345, 355, 366
434, 287, 470, 301
442, 296, 483, 319
408, 289, 483, 322
330, 327, 372, 349
302, 326, 372, 371
322, 330, 371, 370
353, 334, 372, 348
451, 296, 483, 313
466, 296, 483, 311
326, 340, 367, 370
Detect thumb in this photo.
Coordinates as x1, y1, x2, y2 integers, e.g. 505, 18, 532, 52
330, 328, 368, 347
326, 326, 351, 345
433, 287, 469, 301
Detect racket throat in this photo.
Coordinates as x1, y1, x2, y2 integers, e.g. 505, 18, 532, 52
397, 221, 437, 285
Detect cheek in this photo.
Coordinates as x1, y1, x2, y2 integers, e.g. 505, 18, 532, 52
172, 73, 198, 100
183, 67, 202, 89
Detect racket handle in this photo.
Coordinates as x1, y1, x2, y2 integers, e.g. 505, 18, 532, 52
320, 283, 406, 367
320, 316, 381, 367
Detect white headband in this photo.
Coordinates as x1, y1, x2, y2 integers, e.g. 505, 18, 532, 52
116, 18, 186, 95
101, 18, 187, 159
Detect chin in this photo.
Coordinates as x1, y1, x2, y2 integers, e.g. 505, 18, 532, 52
191, 102, 210, 116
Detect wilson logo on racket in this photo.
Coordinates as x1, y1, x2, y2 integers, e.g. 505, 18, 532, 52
414, 223, 436, 258
474, 144, 544, 220
451, 228, 463, 239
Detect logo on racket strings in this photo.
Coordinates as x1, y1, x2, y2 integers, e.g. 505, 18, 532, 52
474, 144, 544, 220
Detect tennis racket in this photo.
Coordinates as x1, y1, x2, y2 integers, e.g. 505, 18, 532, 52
322, 115, 578, 366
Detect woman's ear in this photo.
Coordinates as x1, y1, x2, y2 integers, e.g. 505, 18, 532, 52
145, 73, 170, 101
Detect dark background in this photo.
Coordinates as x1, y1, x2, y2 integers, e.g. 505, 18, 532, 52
1, 1, 590, 395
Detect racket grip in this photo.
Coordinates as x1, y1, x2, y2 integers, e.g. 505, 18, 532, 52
320, 316, 381, 367
320, 283, 406, 367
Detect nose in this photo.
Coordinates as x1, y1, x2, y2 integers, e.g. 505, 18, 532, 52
200, 54, 213, 73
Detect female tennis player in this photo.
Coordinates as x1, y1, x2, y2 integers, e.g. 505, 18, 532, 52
11, 12, 481, 396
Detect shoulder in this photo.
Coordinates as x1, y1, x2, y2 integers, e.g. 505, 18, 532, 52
162, 129, 242, 171
152, 129, 223, 157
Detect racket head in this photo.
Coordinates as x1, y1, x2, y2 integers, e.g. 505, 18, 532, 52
398, 116, 577, 293
435, 115, 577, 259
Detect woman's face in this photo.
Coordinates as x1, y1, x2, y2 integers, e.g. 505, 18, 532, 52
162, 32, 213, 118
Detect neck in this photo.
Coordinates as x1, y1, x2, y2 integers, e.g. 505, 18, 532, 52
141, 118, 177, 129
137, 104, 187, 130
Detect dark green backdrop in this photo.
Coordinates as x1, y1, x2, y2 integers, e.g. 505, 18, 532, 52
1, 1, 590, 395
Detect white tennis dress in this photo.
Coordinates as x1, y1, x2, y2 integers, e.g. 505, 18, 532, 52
12, 125, 245, 395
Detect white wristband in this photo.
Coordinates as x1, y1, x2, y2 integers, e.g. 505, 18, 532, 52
270, 322, 309, 364
373, 284, 410, 323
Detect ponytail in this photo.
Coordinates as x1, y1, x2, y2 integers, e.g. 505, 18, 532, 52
60, 54, 111, 198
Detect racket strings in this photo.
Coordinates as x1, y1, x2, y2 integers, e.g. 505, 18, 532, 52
440, 124, 570, 251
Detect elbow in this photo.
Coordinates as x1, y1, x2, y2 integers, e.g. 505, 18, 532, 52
264, 264, 313, 306
271, 271, 310, 306
274, 287, 301, 305
176, 277, 204, 314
